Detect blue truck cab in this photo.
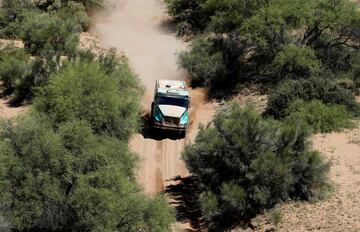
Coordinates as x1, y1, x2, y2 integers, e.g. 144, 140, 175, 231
151, 79, 190, 134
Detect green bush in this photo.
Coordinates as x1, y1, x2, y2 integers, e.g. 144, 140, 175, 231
178, 37, 225, 87
165, 0, 207, 30
55, 2, 91, 31
272, 44, 322, 80
75, 0, 105, 10
0, 45, 65, 102
266, 77, 360, 119
0, 115, 174, 231
183, 103, 330, 230
0, 45, 32, 93
286, 100, 355, 133
22, 13, 80, 60
34, 59, 142, 140
0, 0, 39, 38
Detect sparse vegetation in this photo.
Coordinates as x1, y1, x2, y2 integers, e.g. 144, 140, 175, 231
286, 100, 355, 133
269, 207, 282, 228
183, 103, 330, 231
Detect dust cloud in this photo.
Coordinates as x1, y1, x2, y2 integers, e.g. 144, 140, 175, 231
92, 0, 189, 106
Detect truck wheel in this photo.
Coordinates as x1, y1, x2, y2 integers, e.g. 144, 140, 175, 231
179, 130, 186, 138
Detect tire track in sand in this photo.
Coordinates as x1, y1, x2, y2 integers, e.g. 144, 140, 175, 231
92, 0, 217, 194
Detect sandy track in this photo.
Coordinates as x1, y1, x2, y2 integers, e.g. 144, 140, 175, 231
92, 0, 217, 193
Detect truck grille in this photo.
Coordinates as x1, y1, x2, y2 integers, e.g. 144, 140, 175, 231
164, 116, 179, 126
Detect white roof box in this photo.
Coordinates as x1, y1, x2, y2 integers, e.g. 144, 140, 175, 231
156, 79, 189, 97
156, 79, 186, 89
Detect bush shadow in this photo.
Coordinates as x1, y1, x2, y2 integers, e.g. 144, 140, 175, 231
165, 176, 207, 232
156, 17, 178, 35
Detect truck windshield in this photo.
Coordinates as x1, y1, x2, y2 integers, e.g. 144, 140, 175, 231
157, 96, 188, 108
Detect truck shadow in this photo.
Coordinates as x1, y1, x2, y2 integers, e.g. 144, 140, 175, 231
140, 114, 185, 141
165, 176, 207, 232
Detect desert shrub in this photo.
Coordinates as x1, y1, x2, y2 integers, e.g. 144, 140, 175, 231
272, 45, 322, 80
75, 0, 105, 10
183, 103, 330, 230
0, 0, 39, 38
0, 45, 32, 94
0, 44, 65, 102
353, 59, 360, 94
34, 60, 142, 140
286, 100, 355, 133
0, 115, 174, 231
178, 37, 225, 87
21, 13, 80, 60
269, 207, 282, 227
266, 77, 360, 119
165, 0, 207, 30
55, 2, 91, 31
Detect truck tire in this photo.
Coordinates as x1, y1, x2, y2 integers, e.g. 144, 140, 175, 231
179, 129, 186, 138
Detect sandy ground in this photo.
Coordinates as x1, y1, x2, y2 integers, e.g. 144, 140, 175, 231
0, 98, 26, 119
0, 39, 24, 48
92, 0, 218, 194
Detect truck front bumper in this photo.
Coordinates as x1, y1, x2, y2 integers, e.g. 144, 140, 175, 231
153, 122, 187, 131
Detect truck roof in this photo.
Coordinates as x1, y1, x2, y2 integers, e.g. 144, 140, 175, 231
156, 79, 189, 97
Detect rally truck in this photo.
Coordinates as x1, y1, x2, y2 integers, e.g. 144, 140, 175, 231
151, 79, 190, 135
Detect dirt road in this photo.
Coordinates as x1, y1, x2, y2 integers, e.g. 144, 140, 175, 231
92, 0, 217, 193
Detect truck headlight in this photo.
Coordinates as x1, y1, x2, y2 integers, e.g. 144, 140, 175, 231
180, 111, 189, 125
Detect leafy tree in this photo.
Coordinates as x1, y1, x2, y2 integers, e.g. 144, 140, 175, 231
183, 103, 330, 230
0, 115, 174, 231
34, 60, 142, 140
